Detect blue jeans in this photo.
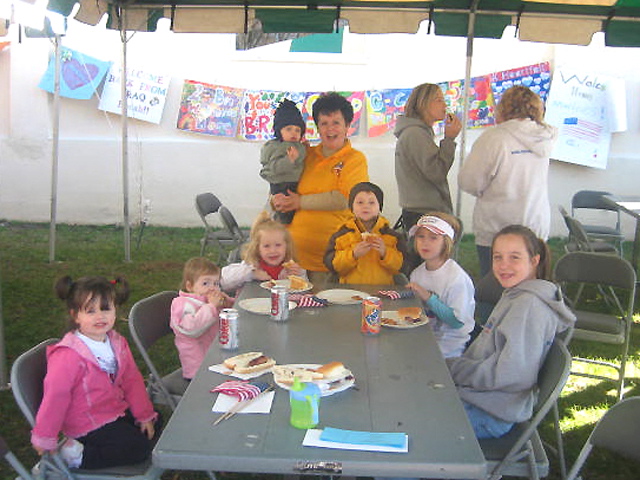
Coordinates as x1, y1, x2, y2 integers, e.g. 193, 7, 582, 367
463, 401, 514, 439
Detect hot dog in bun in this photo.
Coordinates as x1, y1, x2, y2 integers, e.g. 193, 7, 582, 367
313, 362, 351, 383
223, 352, 276, 374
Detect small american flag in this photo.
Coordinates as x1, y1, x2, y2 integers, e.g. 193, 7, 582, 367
210, 381, 270, 401
377, 290, 414, 300
289, 293, 328, 307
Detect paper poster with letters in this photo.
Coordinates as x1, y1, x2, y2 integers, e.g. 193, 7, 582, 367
491, 62, 552, 106
239, 90, 306, 141
365, 89, 411, 137
99, 65, 170, 124
176, 81, 244, 136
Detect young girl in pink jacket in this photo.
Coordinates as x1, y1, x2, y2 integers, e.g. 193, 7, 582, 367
31, 276, 160, 469
171, 257, 234, 380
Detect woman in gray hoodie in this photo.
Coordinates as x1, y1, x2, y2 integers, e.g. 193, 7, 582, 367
447, 225, 575, 439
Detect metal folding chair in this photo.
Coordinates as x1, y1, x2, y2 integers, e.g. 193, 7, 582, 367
1, 434, 35, 480
128, 291, 187, 411
480, 340, 572, 480
571, 190, 624, 254
554, 251, 637, 401
558, 206, 618, 254
195, 193, 240, 262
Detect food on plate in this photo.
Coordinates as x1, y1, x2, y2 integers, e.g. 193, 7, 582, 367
397, 307, 423, 323
361, 232, 379, 243
223, 352, 276, 374
288, 275, 307, 290
351, 295, 364, 301
283, 260, 296, 268
272, 365, 324, 384
313, 362, 352, 382
381, 316, 398, 326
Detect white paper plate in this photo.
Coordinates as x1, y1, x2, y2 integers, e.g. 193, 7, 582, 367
238, 298, 297, 315
380, 310, 429, 329
259, 279, 313, 293
315, 289, 370, 305
273, 364, 355, 397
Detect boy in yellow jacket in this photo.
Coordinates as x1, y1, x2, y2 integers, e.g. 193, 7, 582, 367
324, 182, 407, 284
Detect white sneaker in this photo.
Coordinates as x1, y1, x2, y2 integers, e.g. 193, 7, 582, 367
59, 438, 84, 468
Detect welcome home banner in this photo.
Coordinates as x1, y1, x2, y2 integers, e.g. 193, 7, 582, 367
39, 47, 111, 100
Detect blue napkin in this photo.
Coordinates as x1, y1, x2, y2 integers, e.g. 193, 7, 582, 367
320, 427, 406, 449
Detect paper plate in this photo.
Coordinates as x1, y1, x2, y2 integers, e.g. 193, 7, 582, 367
259, 279, 313, 293
238, 298, 296, 315
273, 364, 355, 397
315, 289, 370, 305
380, 310, 429, 329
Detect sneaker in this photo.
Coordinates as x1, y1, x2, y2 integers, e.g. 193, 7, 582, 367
59, 438, 84, 468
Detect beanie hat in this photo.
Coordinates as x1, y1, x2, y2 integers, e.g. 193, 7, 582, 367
273, 99, 306, 140
349, 182, 384, 212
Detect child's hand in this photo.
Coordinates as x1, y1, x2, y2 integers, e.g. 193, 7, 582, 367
287, 146, 298, 162
283, 261, 304, 276
207, 290, 227, 308
369, 236, 387, 258
253, 268, 271, 281
140, 420, 155, 440
353, 241, 372, 259
34, 446, 49, 456
407, 282, 432, 301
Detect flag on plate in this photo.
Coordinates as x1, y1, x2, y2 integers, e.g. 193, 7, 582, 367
289, 293, 328, 307
210, 381, 270, 401
377, 290, 414, 300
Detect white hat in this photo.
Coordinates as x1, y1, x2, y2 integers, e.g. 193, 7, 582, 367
408, 215, 455, 240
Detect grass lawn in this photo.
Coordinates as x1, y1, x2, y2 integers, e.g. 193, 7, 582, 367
1, 221, 639, 479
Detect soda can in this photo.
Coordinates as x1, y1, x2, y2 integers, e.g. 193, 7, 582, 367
219, 308, 239, 350
270, 285, 290, 322
361, 296, 381, 335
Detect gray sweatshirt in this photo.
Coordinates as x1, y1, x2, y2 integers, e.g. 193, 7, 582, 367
446, 279, 575, 423
394, 116, 457, 215
259, 139, 306, 184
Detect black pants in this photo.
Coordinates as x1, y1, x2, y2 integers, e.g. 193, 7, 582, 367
401, 209, 424, 274
76, 410, 162, 470
270, 181, 299, 224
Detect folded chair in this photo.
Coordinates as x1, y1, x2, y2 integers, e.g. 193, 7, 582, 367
1, 434, 34, 480
558, 206, 618, 254
196, 193, 242, 262
10, 338, 163, 480
571, 190, 624, 254
128, 291, 188, 411
480, 340, 572, 480
553, 251, 637, 401
566, 396, 640, 480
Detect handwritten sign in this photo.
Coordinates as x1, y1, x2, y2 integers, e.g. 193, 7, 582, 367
177, 81, 243, 136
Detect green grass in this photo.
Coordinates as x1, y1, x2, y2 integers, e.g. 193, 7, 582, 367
0, 221, 639, 479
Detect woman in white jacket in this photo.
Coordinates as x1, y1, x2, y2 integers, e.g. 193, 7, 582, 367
458, 86, 558, 277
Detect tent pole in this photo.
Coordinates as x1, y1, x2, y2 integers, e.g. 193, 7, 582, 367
48, 34, 61, 263
455, 0, 479, 220
0, 263, 6, 389
120, 10, 131, 262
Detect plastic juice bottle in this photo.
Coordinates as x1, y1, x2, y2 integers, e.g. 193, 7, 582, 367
289, 377, 321, 429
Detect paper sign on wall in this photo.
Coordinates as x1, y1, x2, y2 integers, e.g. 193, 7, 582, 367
177, 81, 244, 136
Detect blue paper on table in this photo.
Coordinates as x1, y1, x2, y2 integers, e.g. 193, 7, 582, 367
320, 427, 406, 449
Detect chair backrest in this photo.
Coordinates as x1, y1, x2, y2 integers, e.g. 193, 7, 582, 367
554, 251, 636, 291
535, 340, 572, 416
571, 190, 617, 213
590, 396, 640, 461
10, 338, 59, 426
129, 291, 178, 352
219, 206, 246, 242
558, 205, 596, 252
195, 193, 222, 221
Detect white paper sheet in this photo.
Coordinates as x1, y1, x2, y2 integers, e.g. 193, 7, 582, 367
212, 391, 275, 414
302, 429, 408, 453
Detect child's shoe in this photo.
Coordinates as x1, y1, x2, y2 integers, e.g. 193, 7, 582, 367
59, 438, 84, 468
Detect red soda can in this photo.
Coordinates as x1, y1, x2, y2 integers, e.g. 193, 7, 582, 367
361, 296, 381, 335
219, 308, 239, 350
270, 285, 289, 322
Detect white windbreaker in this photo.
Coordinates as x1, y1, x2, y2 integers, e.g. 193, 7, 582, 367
458, 118, 558, 247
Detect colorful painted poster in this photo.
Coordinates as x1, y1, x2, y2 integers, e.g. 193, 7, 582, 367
491, 62, 552, 105
239, 90, 306, 141
365, 89, 412, 137
545, 67, 613, 169
99, 65, 170, 124
38, 47, 111, 100
177, 81, 243, 136
438, 75, 496, 130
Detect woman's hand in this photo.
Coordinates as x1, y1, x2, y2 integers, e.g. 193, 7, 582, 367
140, 420, 155, 440
283, 261, 304, 276
252, 268, 271, 281
272, 191, 301, 213
444, 114, 462, 139
407, 282, 432, 301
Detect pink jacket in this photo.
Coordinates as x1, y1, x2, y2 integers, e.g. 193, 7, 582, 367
170, 291, 220, 379
31, 331, 157, 451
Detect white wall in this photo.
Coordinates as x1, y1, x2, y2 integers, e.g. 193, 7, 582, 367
1, 20, 639, 239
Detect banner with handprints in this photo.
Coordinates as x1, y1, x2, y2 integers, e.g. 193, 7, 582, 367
99, 65, 170, 124
38, 47, 111, 100
438, 75, 496, 130
490, 62, 551, 106
365, 89, 412, 137
239, 90, 306, 141
177, 81, 244, 136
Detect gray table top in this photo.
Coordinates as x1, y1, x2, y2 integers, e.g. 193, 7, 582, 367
153, 282, 485, 479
